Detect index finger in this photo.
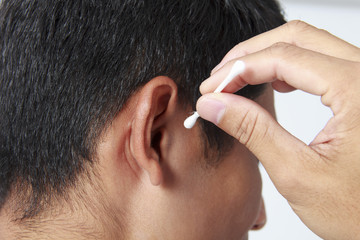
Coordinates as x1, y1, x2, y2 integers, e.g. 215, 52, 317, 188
200, 42, 358, 115
212, 20, 360, 73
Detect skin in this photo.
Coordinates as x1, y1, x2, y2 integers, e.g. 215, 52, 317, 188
0, 76, 273, 239
98, 77, 273, 239
197, 20, 360, 240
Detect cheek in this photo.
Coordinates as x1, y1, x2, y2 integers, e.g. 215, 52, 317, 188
212, 146, 263, 234
161, 123, 262, 238
181, 143, 263, 239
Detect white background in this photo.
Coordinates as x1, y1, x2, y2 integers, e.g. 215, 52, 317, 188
1, 0, 358, 239
250, 0, 360, 239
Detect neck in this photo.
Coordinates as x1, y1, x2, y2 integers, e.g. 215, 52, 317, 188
0, 197, 125, 240
0, 178, 125, 240
1, 216, 100, 240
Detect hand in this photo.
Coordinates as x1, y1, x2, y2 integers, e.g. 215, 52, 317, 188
197, 20, 360, 240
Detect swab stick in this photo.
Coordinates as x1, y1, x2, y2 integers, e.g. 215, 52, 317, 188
184, 60, 245, 129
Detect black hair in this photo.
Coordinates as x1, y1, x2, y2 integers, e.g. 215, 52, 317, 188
0, 0, 285, 219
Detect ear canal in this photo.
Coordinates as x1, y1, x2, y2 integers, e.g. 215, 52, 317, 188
151, 131, 162, 161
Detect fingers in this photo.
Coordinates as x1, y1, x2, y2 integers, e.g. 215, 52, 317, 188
212, 20, 360, 74
196, 92, 318, 178
271, 80, 296, 93
197, 20, 360, 240
200, 42, 355, 113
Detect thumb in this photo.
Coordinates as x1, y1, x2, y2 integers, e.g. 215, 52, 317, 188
196, 92, 315, 178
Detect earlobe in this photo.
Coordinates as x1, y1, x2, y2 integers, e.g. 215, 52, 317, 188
130, 76, 177, 186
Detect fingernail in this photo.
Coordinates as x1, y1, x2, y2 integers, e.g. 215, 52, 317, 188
211, 65, 220, 75
197, 97, 226, 124
199, 79, 209, 94
211, 63, 223, 74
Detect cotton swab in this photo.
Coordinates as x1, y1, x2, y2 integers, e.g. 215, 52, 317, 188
184, 60, 245, 129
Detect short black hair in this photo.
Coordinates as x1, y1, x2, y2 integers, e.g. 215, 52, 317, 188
0, 0, 285, 219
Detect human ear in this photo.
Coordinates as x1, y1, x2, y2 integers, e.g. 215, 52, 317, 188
130, 76, 178, 186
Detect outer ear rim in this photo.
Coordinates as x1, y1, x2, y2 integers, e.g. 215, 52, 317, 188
130, 76, 178, 186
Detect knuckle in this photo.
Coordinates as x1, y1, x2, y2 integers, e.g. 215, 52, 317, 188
232, 109, 259, 147
267, 42, 294, 58
286, 20, 313, 35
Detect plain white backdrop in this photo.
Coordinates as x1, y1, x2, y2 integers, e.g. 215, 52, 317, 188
0, 0, 357, 239
250, 0, 360, 239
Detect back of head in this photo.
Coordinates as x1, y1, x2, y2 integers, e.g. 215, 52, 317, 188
0, 0, 285, 220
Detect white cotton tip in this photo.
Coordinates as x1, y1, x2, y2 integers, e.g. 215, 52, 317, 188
184, 112, 200, 129
183, 60, 246, 129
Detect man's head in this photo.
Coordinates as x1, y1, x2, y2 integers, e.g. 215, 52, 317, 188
0, 0, 285, 239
